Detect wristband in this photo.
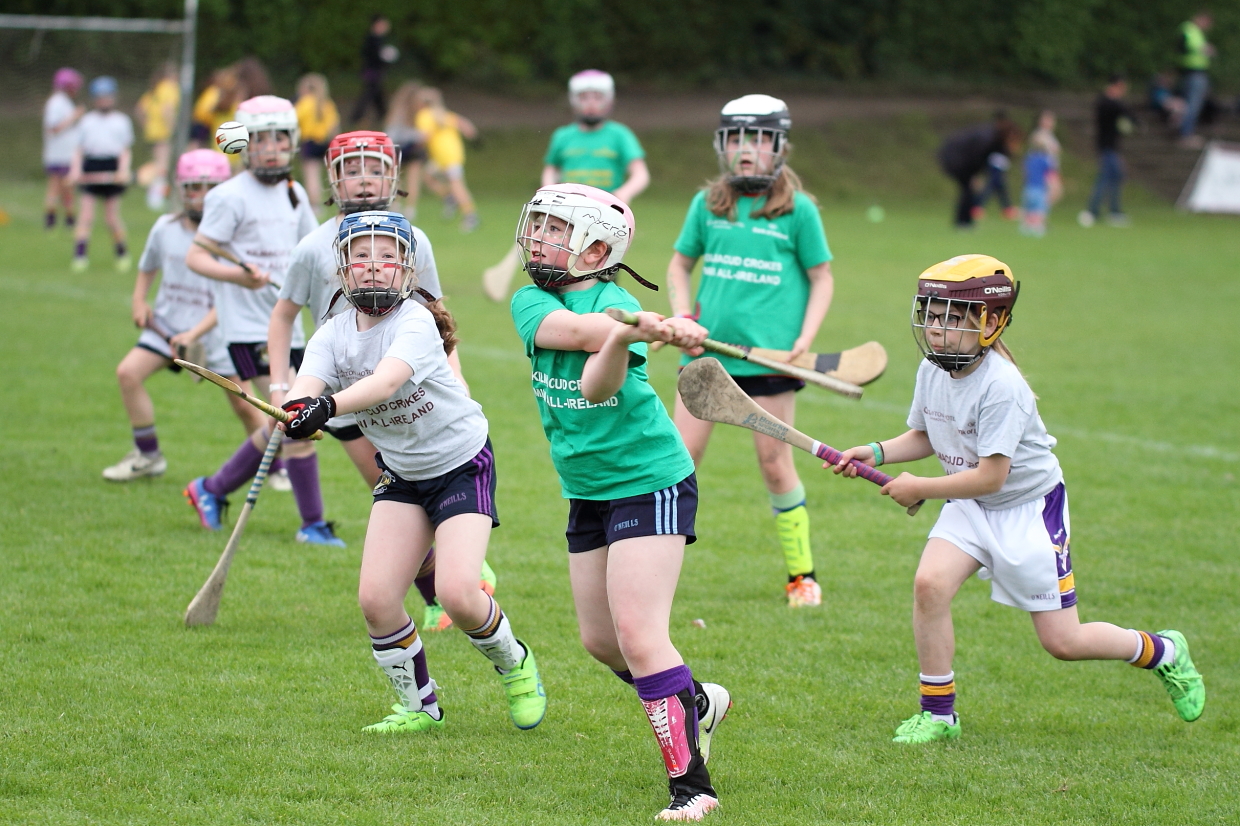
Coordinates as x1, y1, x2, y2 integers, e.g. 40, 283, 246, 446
269, 383, 290, 392
867, 441, 885, 466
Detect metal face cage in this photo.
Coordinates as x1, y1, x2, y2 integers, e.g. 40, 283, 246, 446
328, 144, 401, 214
335, 213, 417, 316
911, 295, 989, 372
714, 125, 787, 194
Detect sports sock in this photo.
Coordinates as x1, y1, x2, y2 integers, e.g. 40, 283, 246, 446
461, 594, 525, 671
45, 211, 56, 229
115, 240, 127, 258
133, 424, 159, 456
413, 546, 438, 605
284, 452, 324, 526
635, 665, 715, 796
204, 436, 264, 496
1127, 630, 1175, 669
613, 668, 635, 685
64, 213, 75, 228
920, 672, 956, 722
371, 616, 439, 717
74, 240, 87, 259
771, 484, 814, 578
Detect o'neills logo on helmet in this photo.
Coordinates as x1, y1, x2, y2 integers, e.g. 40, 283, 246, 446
984, 285, 1012, 295
924, 282, 947, 289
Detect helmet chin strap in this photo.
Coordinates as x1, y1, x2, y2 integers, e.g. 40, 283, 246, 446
526, 261, 658, 292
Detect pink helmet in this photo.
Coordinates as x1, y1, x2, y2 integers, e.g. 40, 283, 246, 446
53, 68, 83, 93
176, 149, 232, 185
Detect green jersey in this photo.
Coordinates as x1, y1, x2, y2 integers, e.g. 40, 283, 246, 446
673, 190, 832, 376
511, 281, 694, 500
543, 121, 645, 193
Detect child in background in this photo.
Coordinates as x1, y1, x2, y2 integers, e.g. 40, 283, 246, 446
70, 76, 134, 273
189, 67, 241, 149
414, 87, 479, 232
831, 255, 1205, 743
281, 211, 546, 734
384, 81, 427, 220
104, 149, 262, 481
135, 62, 181, 210
1019, 110, 1062, 237
43, 67, 84, 231
294, 73, 340, 214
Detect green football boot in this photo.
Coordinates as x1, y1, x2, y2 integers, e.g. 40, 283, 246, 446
498, 640, 546, 730
892, 711, 961, 744
422, 599, 453, 632
362, 704, 446, 733
1154, 630, 1205, 722
480, 558, 498, 595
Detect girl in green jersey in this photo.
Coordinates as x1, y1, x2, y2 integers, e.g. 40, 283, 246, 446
510, 184, 731, 822
667, 95, 835, 608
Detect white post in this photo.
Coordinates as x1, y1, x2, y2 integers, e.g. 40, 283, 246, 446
171, 0, 199, 195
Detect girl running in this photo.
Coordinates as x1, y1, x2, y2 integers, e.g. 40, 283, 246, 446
667, 95, 834, 608
134, 62, 180, 210
511, 184, 730, 821
267, 130, 496, 630
104, 149, 262, 482
831, 254, 1205, 742
70, 76, 134, 273
414, 87, 479, 232
183, 95, 341, 546
280, 211, 546, 733
43, 67, 83, 231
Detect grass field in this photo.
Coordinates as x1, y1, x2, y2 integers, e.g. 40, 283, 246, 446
1, 124, 1238, 825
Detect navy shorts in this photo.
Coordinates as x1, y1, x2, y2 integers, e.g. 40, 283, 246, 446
732, 374, 805, 397
372, 439, 499, 529
301, 139, 328, 160
566, 474, 698, 553
324, 423, 364, 442
227, 342, 304, 381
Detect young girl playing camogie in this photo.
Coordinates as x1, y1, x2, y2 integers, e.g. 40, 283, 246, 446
70, 76, 134, 273
831, 254, 1205, 743
267, 131, 496, 630
279, 211, 546, 734
511, 184, 730, 821
183, 95, 341, 546
43, 67, 83, 231
103, 149, 263, 481
667, 95, 835, 608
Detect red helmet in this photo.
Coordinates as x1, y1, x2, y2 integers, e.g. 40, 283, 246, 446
326, 131, 401, 213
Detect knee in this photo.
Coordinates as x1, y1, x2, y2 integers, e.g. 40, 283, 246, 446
578, 628, 620, 665
357, 581, 402, 627
1039, 632, 1082, 662
912, 570, 953, 609
116, 361, 142, 390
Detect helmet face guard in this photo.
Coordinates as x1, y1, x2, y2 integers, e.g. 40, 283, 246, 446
235, 96, 300, 183
326, 132, 401, 213
911, 255, 1019, 372
334, 211, 417, 316
568, 70, 614, 125
715, 95, 791, 195
515, 185, 635, 290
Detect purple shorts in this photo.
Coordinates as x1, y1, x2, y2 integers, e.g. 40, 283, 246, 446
372, 440, 499, 529
227, 342, 304, 381
45, 164, 71, 177
566, 474, 698, 553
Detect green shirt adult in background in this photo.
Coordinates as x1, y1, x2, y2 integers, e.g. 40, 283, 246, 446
544, 121, 645, 194
511, 281, 694, 500
672, 189, 831, 377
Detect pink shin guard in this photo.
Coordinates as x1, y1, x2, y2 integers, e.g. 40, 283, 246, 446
642, 692, 694, 778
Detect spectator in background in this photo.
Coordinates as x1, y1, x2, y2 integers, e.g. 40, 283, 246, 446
975, 110, 1020, 221
135, 61, 180, 210
1079, 75, 1134, 228
1148, 72, 1187, 129
384, 81, 428, 220
351, 15, 399, 127
1019, 111, 1062, 237
43, 67, 84, 231
937, 117, 1022, 229
1177, 11, 1215, 149
294, 73, 340, 214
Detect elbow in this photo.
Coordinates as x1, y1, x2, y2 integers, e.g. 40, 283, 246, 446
580, 379, 617, 404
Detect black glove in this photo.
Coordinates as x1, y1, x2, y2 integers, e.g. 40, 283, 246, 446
282, 395, 336, 439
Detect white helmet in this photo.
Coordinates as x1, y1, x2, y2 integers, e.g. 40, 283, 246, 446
568, 70, 614, 125
714, 94, 792, 194
516, 184, 655, 291
235, 95, 299, 182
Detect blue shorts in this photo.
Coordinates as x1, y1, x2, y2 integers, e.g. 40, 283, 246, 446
566, 474, 698, 553
372, 440, 499, 529
1022, 186, 1049, 215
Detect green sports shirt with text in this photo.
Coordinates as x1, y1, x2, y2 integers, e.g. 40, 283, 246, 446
511, 281, 694, 501
674, 189, 832, 376
543, 121, 644, 193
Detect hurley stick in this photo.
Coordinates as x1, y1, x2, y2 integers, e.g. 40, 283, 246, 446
193, 238, 282, 288
184, 427, 284, 626
173, 359, 323, 440
604, 307, 864, 398
678, 358, 921, 515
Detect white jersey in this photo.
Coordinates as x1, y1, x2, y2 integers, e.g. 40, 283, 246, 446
43, 92, 79, 166
281, 216, 443, 329
907, 351, 1062, 509
198, 170, 316, 344
135, 214, 231, 375
77, 110, 133, 158
300, 300, 487, 481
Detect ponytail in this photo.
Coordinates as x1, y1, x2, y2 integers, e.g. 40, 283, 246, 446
415, 288, 458, 355
286, 178, 299, 209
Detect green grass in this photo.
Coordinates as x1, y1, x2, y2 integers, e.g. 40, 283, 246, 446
1, 126, 1238, 825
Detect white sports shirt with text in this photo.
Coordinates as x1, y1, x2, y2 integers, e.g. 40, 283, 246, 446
907, 351, 1062, 509
43, 92, 79, 166
197, 171, 316, 345
77, 110, 133, 158
299, 299, 487, 481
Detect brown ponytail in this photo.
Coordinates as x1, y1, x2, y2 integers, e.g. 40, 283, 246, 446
415, 288, 458, 355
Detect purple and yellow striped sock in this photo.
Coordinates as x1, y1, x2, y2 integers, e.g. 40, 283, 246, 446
919, 672, 956, 719
371, 616, 438, 715
461, 595, 525, 671
1127, 630, 1174, 669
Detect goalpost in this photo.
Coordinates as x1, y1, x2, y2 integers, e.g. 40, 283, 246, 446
0, 1, 197, 187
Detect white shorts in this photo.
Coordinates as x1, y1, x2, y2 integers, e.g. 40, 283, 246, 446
929, 482, 1076, 612
136, 327, 234, 377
